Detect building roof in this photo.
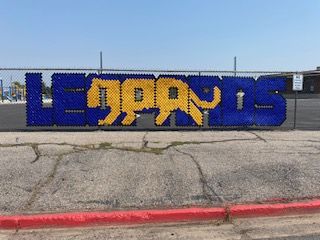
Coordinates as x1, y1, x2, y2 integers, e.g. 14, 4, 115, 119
270, 67, 320, 78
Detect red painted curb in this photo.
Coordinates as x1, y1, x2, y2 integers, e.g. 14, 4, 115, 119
1, 200, 320, 230
0, 208, 226, 230
230, 200, 320, 218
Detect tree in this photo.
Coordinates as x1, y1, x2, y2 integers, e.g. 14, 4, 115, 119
12, 81, 22, 88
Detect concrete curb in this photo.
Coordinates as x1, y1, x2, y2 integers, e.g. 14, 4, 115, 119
230, 199, 320, 218
0, 208, 226, 230
1, 200, 320, 230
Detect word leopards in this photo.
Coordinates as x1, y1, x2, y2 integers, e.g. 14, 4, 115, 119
26, 73, 286, 127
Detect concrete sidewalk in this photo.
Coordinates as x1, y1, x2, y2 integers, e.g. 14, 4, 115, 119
0, 131, 319, 215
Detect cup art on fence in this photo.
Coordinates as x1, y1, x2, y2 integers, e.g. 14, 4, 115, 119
26, 73, 286, 127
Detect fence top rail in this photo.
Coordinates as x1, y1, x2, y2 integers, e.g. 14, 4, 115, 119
0, 67, 297, 74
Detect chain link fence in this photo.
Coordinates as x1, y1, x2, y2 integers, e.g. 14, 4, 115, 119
0, 68, 319, 131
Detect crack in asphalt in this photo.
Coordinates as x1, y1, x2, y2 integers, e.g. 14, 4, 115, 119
142, 131, 149, 148
0, 137, 260, 157
21, 145, 98, 210
174, 147, 225, 203
30, 144, 41, 163
146, 137, 259, 154
18, 138, 237, 208
1, 135, 318, 211
1, 137, 320, 152
22, 154, 64, 211
248, 131, 267, 143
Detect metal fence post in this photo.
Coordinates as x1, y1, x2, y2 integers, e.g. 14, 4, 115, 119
293, 90, 297, 129
234, 56, 237, 76
0, 78, 3, 102
100, 51, 103, 74
99, 51, 106, 110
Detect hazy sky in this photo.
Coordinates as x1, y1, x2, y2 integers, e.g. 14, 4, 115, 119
0, 0, 319, 71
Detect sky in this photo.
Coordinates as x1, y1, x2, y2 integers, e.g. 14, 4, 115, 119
0, 0, 319, 71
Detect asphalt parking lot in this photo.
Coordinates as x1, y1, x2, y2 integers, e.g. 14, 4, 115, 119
0, 99, 319, 130
0, 130, 320, 215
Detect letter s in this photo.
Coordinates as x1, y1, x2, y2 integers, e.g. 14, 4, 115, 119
255, 77, 286, 126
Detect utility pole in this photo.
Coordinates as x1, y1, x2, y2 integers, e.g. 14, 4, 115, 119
234, 56, 237, 76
